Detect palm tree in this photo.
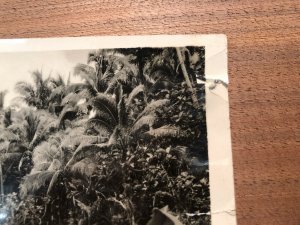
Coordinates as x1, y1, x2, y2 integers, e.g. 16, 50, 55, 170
175, 47, 200, 109
65, 83, 182, 167
19, 121, 103, 198
0, 89, 7, 203
62, 64, 202, 188
84, 48, 197, 142
0, 108, 57, 194
15, 70, 51, 109
57, 50, 139, 129
47, 74, 68, 114
0, 90, 7, 110
57, 89, 92, 129
6, 108, 56, 149
74, 49, 138, 95
19, 138, 63, 198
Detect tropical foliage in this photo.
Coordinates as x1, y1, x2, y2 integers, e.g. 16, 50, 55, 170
0, 47, 209, 225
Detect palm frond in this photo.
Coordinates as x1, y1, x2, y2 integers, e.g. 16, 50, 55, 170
58, 106, 77, 129
0, 141, 9, 153
148, 78, 174, 94
0, 128, 19, 142
108, 127, 121, 146
65, 118, 88, 131
6, 124, 27, 143
47, 159, 62, 171
12, 96, 36, 107
117, 68, 134, 84
48, 134, 63, 147
64, 83, 91, 95
14, 70, 52, 109
46, 170, 61, 195
143, 50, 176, 84
31, 70, 44, 87
48, 74, 65, 88
0, 152, 22, 163
17, 154, 27, 171
56, 74, 65, 86
71, 158, 97, 177
32, 142, 61, 166
31, 162, 51, 173
64, 126, 85, 136
111, 53, 139, 76
61, 90, 92, 106
105, 68, 137, 95
87, 49, 115, 64
32, 71, 51, 107
6, 108, 41, 144
66, 143, 110, 167
104, 76, 119, 94
2, 108, 12, 127
58, 102, 90, 130
102, 68, 114, 82
90, 94, 118, 125
48, 86, 65, 103
60, 134, 100, 150
104, 70, 129, 94
150, 50, 176, 76
126, 84, 144, 106
104, 53, 138, 94
136, 99, 170, 120
61, 93, 78, 106
20, 170, 55, 198
86, 118, 113, 135
23, 110, 41, 143
131, 114, 156, 135
29, 113, 57, 149
87, 50, 100, 64
144, 125, 180, 138
15, 82, 35, 97
73, 63, 97, 87
7, 141, 27, 154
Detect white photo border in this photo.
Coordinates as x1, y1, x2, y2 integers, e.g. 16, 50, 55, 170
0, 35, 236, 225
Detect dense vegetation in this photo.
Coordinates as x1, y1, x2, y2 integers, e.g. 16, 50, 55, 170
0, 47, 209, 225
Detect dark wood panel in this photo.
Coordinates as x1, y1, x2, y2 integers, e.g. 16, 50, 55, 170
0, 1, 299, 224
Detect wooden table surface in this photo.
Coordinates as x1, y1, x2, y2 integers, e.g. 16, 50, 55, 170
0, 1, 299, 224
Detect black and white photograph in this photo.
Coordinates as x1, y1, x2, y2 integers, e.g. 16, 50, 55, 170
0, 35, 235, 225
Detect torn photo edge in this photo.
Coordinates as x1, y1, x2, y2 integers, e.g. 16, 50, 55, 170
0, 34, 236, 225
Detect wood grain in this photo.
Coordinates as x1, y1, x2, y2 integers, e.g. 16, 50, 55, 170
0, 0, 299, 224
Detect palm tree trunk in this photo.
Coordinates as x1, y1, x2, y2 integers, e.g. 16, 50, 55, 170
0, 161, 4, 204
175, 47, 200, 109
0, 91, 7, 110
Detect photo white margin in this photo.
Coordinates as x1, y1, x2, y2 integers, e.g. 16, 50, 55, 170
0, 34, 236, 225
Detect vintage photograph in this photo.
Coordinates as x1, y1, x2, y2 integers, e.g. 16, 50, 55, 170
0, 35, 234, 225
